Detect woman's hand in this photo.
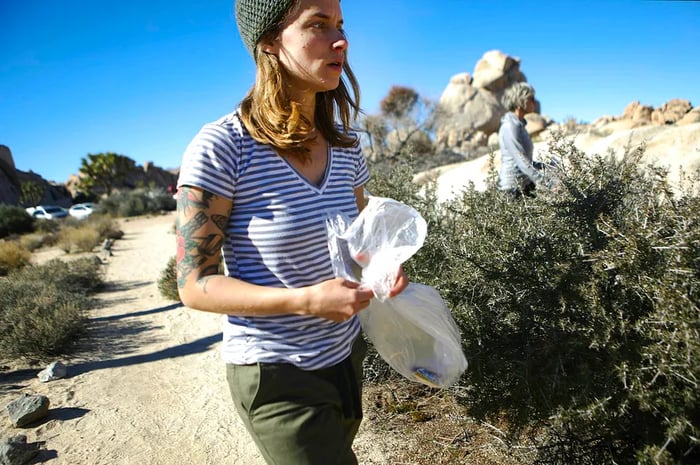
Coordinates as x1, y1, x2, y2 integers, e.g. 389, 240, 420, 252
388, 266, 409, 298
304, 278, 375, 322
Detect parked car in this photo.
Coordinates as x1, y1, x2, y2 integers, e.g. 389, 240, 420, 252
25, 205, 69, 220
68, 202, 95, 219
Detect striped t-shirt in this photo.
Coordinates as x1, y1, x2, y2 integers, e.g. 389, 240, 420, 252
177, 109, 370, 370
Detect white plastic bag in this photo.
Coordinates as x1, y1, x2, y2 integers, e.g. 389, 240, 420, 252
326, 196, 467, 388
360, 282, 468, 388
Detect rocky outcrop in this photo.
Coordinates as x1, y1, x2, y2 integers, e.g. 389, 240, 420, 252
419, 99, 699, 203
591, 99, 696, 134
436, 50, 545, 155
0, 145, 73, 208
0, 145, 179, 206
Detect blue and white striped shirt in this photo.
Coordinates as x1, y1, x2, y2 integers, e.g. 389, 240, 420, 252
178, 110, 370, 370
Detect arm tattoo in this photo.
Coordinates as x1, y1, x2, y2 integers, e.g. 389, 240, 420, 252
176, 207, 226, 289
177, 187, 214, 213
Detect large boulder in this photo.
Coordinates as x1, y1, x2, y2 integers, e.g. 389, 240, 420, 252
435, 73, 504, 152
471, 50, 526, 93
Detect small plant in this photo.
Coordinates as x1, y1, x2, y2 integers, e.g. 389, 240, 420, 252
0, 240, 31, 276
19, 232, 47, 252
0, 205, 33, 238
0, 279, 89, 357
0, 256, 103, 357
158, 256, 181, 302
11, 257, 105, 295
57, 225, 101, 253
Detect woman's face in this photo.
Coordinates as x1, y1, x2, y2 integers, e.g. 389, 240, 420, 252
524, 95, 536, 114
265, 0, 347, 101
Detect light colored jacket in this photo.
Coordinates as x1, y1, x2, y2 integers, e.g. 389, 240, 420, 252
498, 112, 541, 191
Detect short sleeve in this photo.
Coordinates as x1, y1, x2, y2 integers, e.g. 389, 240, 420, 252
177, 122, 241, 199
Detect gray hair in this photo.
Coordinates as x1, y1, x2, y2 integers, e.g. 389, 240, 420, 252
502, 82, 535, 112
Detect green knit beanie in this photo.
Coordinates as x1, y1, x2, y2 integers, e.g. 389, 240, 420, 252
235, 0, 295, 57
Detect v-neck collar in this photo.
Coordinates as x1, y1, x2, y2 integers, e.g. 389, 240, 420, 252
278, 144, 332, 194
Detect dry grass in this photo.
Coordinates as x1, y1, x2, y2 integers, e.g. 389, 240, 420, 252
0, 240, 31, 275
362, 381, 535, 465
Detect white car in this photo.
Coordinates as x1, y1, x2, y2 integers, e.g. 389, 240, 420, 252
26, 205, 69, 220
68, 203, 96, 219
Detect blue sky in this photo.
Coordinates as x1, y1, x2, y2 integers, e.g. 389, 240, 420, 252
2, 0, 698, 183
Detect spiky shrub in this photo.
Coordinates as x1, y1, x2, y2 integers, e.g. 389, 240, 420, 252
0, 205, 33, 238
0, 240, 31, 276
0, 257, 103, 357
368, 135, 699, 464
158, 256, 181, 302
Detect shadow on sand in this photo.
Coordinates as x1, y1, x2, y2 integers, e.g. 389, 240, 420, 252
91, 302, 183, 322
69, 333, 220, 377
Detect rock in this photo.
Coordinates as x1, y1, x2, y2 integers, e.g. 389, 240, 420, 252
525, 113, 548, 137
677, 107, 700, 126
651, 98, 693, 125
471, 50, 524, 93
0, 435, 40, 465
622, 100, 654, 123
37, 361, 68, 383
6, 394, 50, 428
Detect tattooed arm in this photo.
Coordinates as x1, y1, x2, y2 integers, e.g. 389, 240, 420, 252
175, 186, 375, 321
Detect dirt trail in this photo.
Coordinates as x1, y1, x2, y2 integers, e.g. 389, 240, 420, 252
1, 212, 390, 464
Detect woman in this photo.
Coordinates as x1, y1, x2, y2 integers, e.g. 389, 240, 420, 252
498, 82, 544, 197
175, 0, 408, 464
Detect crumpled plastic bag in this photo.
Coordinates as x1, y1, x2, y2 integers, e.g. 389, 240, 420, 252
326, 196, 467, 388
328, 196, 427, 301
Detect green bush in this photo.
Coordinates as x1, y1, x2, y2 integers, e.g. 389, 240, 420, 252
10, 257, 105, 296
0, 257, 104, 357
0, 205, 33, 238
0, 280, 89, 357
158, 256, 181, 302
367, 135, 699, 464
99, 188, 176, 217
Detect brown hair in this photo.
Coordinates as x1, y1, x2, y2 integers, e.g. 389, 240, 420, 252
238, 3, 361, 162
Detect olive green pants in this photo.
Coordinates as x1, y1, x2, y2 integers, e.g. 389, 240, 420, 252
226, 337, 367, 465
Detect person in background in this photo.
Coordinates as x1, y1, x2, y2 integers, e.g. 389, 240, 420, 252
175, 0, 408, 464
498, 82, 545, 197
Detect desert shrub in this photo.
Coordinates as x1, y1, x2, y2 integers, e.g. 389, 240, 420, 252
10, 257, 105, 295
0, 279, 89, 357
19, 232, 48, 251
0, 240, 31, 276
84, 215, 123, 240
158, 256, 181, 302
57, 225, 102, 253
33, 218, 61, 234
368, 135, 699, 464
99, 188, 176, 217
0, 256, 103, 357
0, 205, 33, 238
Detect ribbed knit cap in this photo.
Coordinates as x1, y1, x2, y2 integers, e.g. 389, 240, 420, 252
235, 0, 294, 57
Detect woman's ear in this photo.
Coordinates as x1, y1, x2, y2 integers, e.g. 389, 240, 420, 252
259, 39, 279, 55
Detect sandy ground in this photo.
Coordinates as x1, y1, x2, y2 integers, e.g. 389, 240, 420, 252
1, 212, 393, 464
